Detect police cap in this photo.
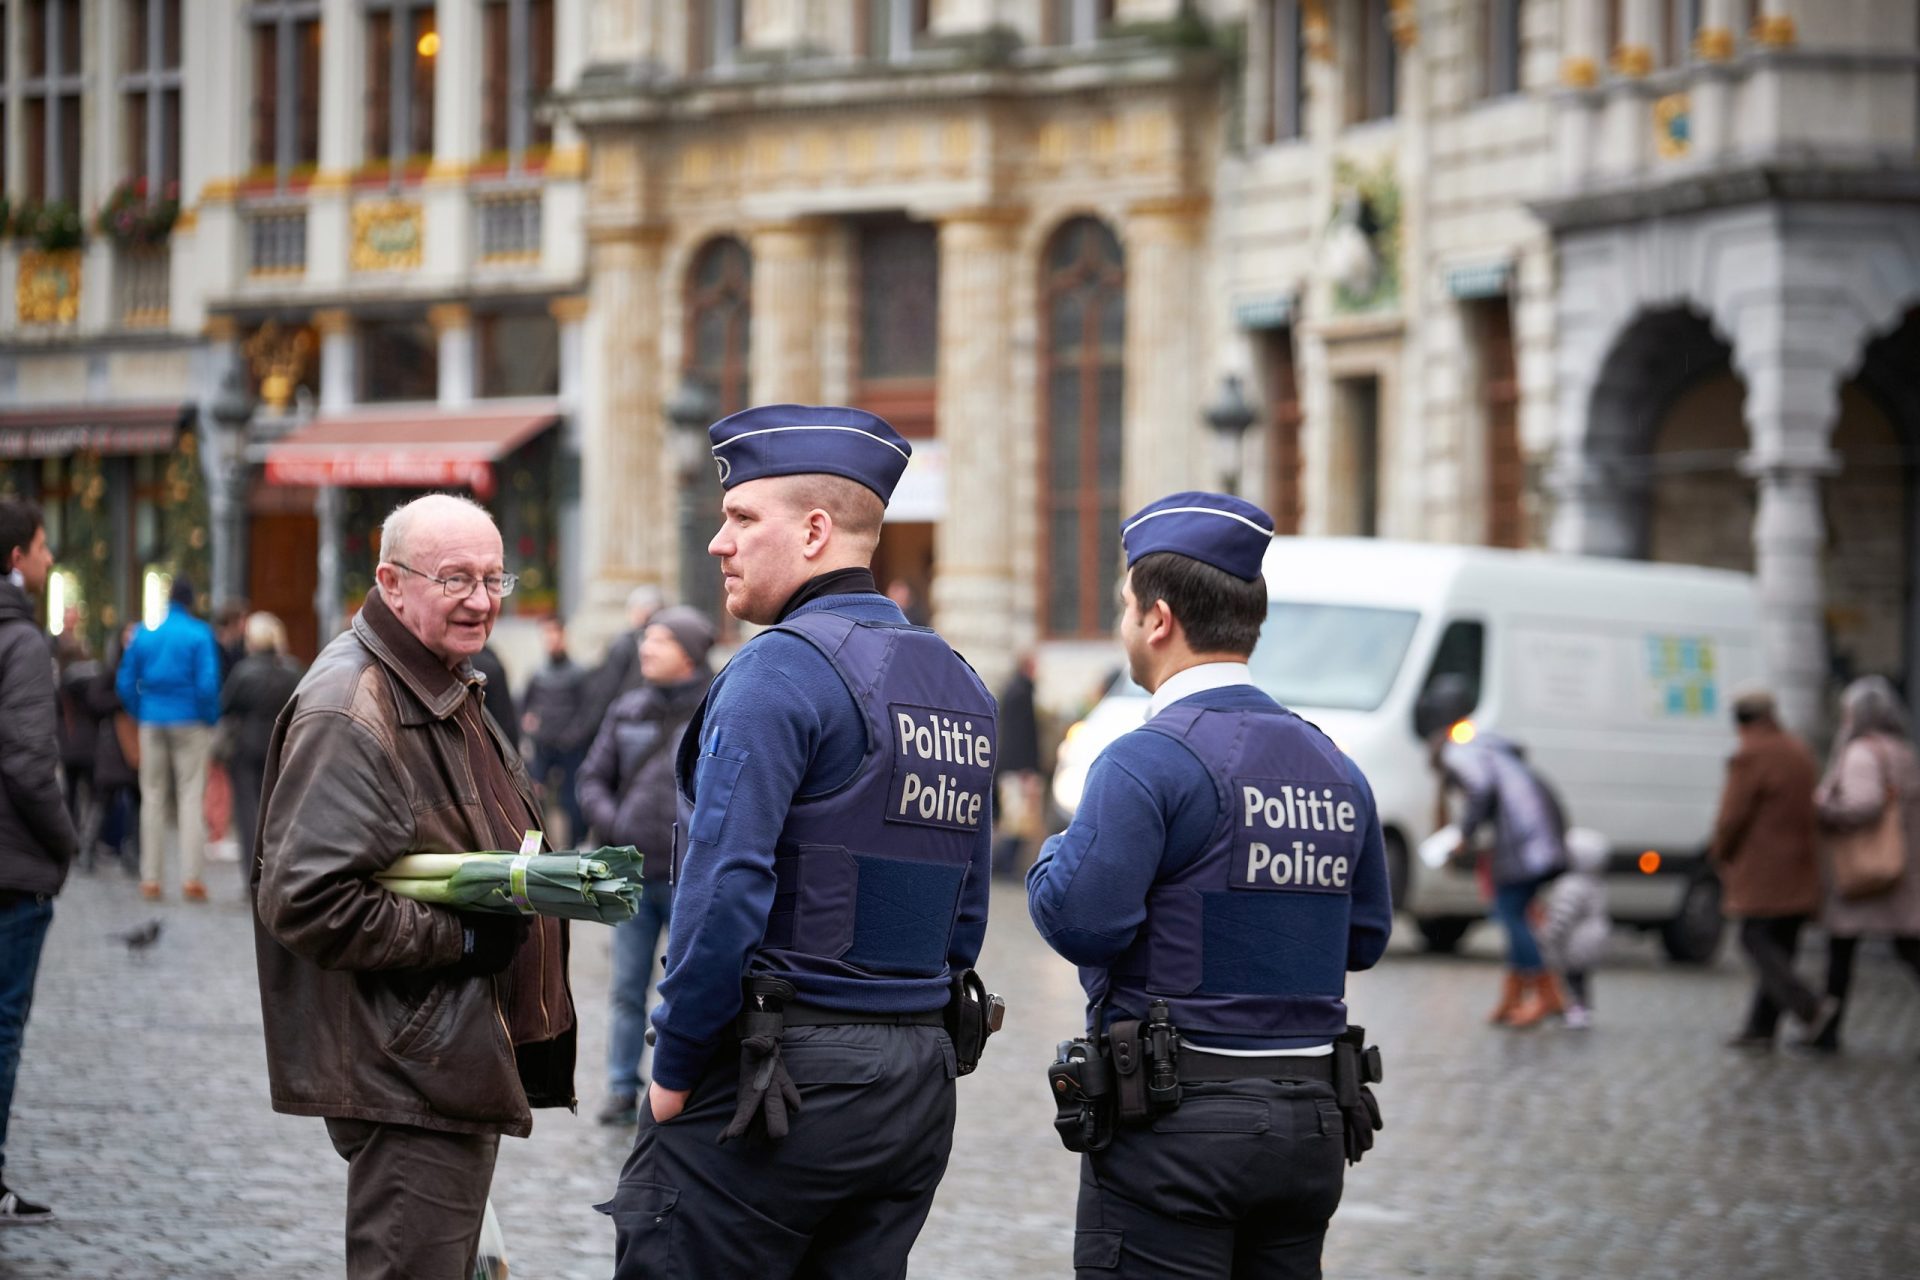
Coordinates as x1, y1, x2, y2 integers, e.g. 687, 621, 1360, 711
708, 404, 912, 503
1121, 491, 1275, 582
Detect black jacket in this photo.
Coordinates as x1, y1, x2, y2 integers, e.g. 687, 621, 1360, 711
576, 673, 711, 878
0, 578, 79, 894
220, 652, 305, 769
471, 646, 520, 752
521, 655, 587, 752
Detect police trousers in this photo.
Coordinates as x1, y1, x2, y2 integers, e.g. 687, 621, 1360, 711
1074, 1079, 1346, 1279
602, 1022, 958, 1279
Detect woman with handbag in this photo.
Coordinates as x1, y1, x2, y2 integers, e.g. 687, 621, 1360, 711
1809, 675, 1920, 1052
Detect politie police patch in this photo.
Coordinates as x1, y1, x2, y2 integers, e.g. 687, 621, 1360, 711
887, 703, 995, 832
1231, 776, 1363, 893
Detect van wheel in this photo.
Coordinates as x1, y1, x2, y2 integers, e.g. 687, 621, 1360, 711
1661, 874, 1725, 965
1384, 832, 1409, 912
1416, 917, 1473, 953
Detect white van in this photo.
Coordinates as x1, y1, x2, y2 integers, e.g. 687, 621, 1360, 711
1049, 538, 1761, 963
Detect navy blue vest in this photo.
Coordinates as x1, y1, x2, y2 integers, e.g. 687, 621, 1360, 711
1101, 701, 1363, 1043
684, 611, 997, 985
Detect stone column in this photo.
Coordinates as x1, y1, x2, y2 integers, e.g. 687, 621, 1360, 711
578, 224, 672, 647
551, 295, 589, 618
1599, 0, 1657, 178
314, 309, 357, 412
315, 482, 345, 644
932, 207, 1023, 688
309, 0, 362, 288
1556, 0, 1604, 185
202, 316, 252, 610
425, 0, 478, 278
748, 220, 829, 403
1689, 0, 1740, 161
1120, 197, 1210, 514
429, 303, 475, 408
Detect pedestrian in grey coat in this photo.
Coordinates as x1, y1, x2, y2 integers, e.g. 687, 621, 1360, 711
1807, 676, 1920, 1051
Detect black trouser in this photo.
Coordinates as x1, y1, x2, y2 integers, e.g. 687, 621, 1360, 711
1565, 970, 1591, 1007
1820, 934, 1920, 1045
1075, 1078, 1347, 1279
1738, 915, 1820, 1036
602, 1022, 958, 1279
324, 1118, 500, 1280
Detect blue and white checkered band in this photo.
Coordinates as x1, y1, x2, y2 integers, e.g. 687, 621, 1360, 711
713, 454, 731, 484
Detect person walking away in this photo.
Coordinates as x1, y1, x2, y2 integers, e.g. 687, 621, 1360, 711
53, 629, 99, 848
0, 499, 79, 1223
212, 601, 249, 686
1416, 674, 1570, 1028
521, 616, 589, 846
219, 612, 303, 889
577, 606, 715, 1126
253, 493, 574, 1279
117, 577, 220, 901
1539, 828, 1610, 1028
1808, 675, 1920, 1052
1028, 491, 1392, 1278
600, 405, 996, 1277
1707, 688, 1833, 1049
577, 586, 665, 746
993, 652, 1044, 879
86, 626, 142, 872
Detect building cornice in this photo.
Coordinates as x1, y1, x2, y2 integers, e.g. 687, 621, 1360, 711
1530, 159, 1920, 234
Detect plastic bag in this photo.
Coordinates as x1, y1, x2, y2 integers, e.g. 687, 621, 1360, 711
473, 1197, 509, 1280
1418, 824, 1464, 870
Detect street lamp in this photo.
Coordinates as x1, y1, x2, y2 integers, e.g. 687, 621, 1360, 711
664, 374, 719, 612
207, 364, 258, 609
1203, 373, 1257, 497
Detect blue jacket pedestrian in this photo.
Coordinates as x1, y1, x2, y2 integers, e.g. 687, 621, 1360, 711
117, 584, 220, 726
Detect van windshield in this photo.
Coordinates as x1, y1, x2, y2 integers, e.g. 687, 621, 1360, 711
1248, 603, 1422, 711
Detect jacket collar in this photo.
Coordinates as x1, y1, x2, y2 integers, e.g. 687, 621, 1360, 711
0, 576, 32, 625
352, 589, 479, 724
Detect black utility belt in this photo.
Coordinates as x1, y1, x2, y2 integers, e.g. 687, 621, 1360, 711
755, 1000, 946, 1030
1177, 1050, 1336, 1085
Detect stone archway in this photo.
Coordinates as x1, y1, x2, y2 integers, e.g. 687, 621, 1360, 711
1844, 306, 1920, 703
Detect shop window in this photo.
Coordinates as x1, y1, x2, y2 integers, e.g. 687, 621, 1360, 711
250, 1, 323, 180
479, 311, 560, 398
359, 316, 439, 402
1041, 217, 1125, 639
493, 431, 560, 615
364, 0, 436, 172
481, 0, 554, 164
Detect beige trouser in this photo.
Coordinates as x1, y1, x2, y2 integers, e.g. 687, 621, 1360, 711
137, 721, 211, 887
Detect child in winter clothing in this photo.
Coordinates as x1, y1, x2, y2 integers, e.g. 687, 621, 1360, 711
1540, 828, 1610, 1027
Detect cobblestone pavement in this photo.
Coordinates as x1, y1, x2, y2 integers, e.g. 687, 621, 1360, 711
3, 865, 1918, 1278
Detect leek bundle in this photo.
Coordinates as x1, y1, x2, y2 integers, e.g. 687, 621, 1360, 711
377, 846, 644, 925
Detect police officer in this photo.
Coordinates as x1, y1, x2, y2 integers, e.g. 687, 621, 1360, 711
1027, 491, 1393, 1279
599, 404, 997, 1278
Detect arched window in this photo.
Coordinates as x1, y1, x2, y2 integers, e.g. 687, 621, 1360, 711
1040, 217, 1125, 638
682, 236, 752, 620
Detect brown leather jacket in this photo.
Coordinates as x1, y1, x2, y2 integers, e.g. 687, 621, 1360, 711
251, 593, 575, 1138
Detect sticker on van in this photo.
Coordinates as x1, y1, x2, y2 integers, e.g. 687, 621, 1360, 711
1645, 635, 1719, 718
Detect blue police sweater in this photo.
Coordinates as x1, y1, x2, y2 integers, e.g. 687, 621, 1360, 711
649, 593, 993, 1091
1026, 682, 1393, 1050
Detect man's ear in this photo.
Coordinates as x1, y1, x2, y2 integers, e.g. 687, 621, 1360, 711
374, 563, 403, 608
1147, 598, 1176, 647
800, 507, 835, 561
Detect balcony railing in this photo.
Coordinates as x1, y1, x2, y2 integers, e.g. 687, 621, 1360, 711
474, 187, 543, 265
246, 203, 308, 277
118, 247, 171, 327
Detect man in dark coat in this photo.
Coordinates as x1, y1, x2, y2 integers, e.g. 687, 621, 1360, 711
521, 616, 589, 845
992, 652, 1043, 878
0, 499, 77, 1224
1710, 687, 1835, 1048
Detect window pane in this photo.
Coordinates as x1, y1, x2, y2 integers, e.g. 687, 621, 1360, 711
858, 220, 938, 380
1048, 368, 1081, 491
481, 2, 508, 153
159, 87, 180, 186
529, 0, 555, 146
56, 92, 80, 201
1050, 287, 1084, 356
161, 0, 182, 69
125, 0, 148, 72
1093, 500, 1121, 632
1097, 286, 1123, 357
410, 9, 436, 159
365, 11, 392, 161
360, 318, 439, 402
125, 92, 148, 182
1096, 368, 1123, 490
26, 0, 46, 78
251, 22, 278, 169
481, 313, 559, 398
296, 19, 322, 166
1048, 504, 1081, 635
25, 99, 46, 200
59, 0, 82, 75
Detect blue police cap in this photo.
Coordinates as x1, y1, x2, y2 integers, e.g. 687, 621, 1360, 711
1121, 491, 1276, 582
708, 404, 912, 503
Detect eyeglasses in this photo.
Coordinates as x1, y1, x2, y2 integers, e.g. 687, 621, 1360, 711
388, 561, 519, 599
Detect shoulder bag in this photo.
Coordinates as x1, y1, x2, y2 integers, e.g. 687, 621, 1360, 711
1829, 741, 1907, 901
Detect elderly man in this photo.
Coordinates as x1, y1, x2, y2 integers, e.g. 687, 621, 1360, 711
252, 493, 574, 1280
599, 405, 997, 1277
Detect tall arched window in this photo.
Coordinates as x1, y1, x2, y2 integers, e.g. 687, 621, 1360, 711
682, 236, 752, 620
1041, 217, 1125, 637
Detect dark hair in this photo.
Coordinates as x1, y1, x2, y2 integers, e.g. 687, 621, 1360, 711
1127, 552, 1266, 656
0, 499, 43, 570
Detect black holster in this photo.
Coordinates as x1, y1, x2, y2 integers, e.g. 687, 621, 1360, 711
945, 968, 1006, 1076
1110, 1000, 1183, 1124
1332, 1024, 1385, 1165
1047, 1038, 1115, 1153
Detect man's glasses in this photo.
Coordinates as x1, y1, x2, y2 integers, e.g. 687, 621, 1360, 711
388, 561, 519, 599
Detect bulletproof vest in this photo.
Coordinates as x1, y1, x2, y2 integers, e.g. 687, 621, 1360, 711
1101, 701, 1365, 1041
688, 610, 997, 980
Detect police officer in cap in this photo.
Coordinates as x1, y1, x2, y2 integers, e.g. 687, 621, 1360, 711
1027, 491, 1393, 1279
599, 405, 998, 1278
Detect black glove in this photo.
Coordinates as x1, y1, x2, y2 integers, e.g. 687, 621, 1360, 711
718, 1033, 803, 1144
448, 912, 530, 977
1343, 1084, 1384, 1164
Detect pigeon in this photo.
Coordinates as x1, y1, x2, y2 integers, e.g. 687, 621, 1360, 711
112, 919, 163, 950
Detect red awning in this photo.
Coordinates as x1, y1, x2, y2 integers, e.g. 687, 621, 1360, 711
262, 405, 560, 500
0, 403, 189, 458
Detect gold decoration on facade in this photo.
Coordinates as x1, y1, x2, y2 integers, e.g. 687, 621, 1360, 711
545, 146, 588, 179
203, 314, 239, 342
350, 200, 425, 272
199, 178, 240, 204
800, 130, 833, 178
243, 320, 319, 412
310, 308, 354, 337
1653, 93, 1691, 159
751, 135, 786, 178
1302, 0, 1333, 63
846, 128, 879, 177
15, 250, 82, 326
1693, 26, 1735, 61
1123, 111, 1175, 172
425, 159, 469, 185
1092, 119, 1120, 160
680, 144, 715, 186
1560, 56, 1599, 88
1611, 43, 1653, 77
426, 303, 473, 334
894, 125, 925, 172
1037, 121, 1071, 169
1388, 0, 1418, 49
548, 296, 590, 324
307, 169, 353, 194
1752, 14, 1796, 47
939, 121, 974, 173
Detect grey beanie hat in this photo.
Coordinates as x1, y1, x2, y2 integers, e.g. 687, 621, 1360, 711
650, 605, 716, 668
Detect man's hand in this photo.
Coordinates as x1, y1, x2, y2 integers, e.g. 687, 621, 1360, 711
648, 1081, 690, 1124
447, 912, 529, 977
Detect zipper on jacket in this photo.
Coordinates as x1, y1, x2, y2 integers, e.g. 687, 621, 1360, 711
460, 692, 555, 1041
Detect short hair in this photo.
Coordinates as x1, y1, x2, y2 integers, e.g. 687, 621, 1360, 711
783, 474, 884, 549
0, 499, 44, 569
245, 611, 289, 655
214, 601, 249, 629
380, 493, 494, 568
1732, 687, 1777, 727
1128, 552, 1267, 657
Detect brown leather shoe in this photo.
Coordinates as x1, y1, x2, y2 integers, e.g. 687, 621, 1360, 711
140, 881, 163, 901
1504, 975, 1557, 1029
182, 881, 209, 903
1488, 971, 1524, 1024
